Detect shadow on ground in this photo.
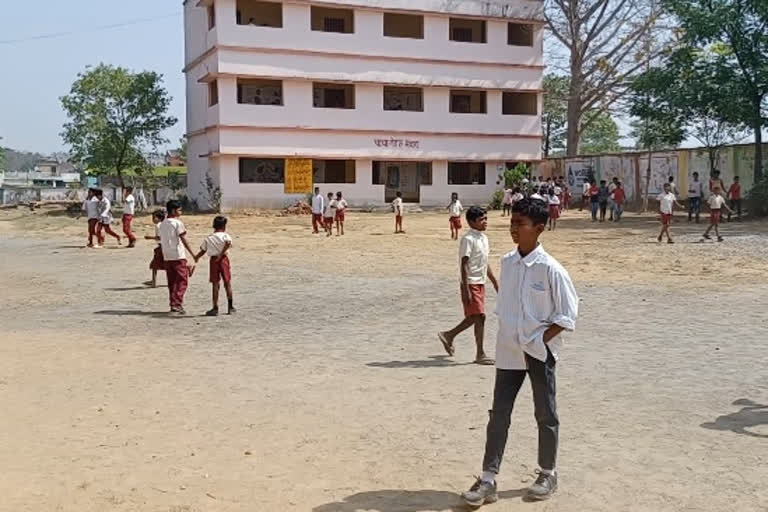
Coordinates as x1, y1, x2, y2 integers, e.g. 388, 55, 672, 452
104, 286, 166, 291
701, 399, 768, 438
367, 356, 474, 369
312, 488, 526, 512
93, 310, 189, 319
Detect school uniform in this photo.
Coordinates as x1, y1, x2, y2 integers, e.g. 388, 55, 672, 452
201, 232, 233, 284
324, 200, 336, 229
392, 197, 404, 222
83, 197, 101, 246
335, 198, 348, 222
727, 183, 742, 220
158, 217, 189, 311
311, 193, 325, 233
708, 194, 726, 225
149, 223, 165, 271
449, 200, 463, 229
459, 228, 489, 317
122, 194, 137, 243
96, 197, 121, 242
657, 192, 676, 225
547, 195, 561, 219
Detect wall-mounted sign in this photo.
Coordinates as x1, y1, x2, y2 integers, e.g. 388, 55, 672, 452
374, 138, 420, 149
284, 158, 313, 194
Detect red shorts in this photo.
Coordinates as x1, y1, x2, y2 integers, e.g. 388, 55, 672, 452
462, 284, 485, 317
209, 255, 232, 284
395, 215, 402, 222
450, 216, 462, 230
711, 209, 721, 225
324, 217, 334, 228
660, 213, 672, 226
335, 210, 345, 222
149, 246, 165, 271
548, 205, 560, 219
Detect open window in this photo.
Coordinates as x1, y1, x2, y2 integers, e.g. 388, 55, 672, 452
239, 158, 285, 183
236, 1, 283, 28
313, 83, 355, 109
383, 12, 424, 39
208, 81, 219, 106
449, 18, 486, 43
237, 79, 284, 106
313, 160, 356, 183
383, 87, 424, 112
448, 162, 486, 185
502, 92, 538, 115
311, 6, 354, 33
207, 5, 216, 30
450, 90, 487, 114
508, 23, 534, 46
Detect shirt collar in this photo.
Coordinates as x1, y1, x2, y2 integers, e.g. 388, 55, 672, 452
512, 243, 545, 267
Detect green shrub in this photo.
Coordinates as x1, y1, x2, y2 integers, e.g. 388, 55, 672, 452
746, 177, 768, 217
489, 189, 504, 210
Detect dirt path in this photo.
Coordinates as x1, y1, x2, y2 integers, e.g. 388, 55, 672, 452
0, 208, 766, 511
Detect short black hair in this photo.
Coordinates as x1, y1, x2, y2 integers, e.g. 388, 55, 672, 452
668, 176, 674, 182
396, 191, 402, 197
451, 192, 459, 198
166, 200, 181, 213
512, 197, 549, 226
213, 215, 227, 230
466, 205, 487, 223
693, 171, 699, 176
734, 175, 740, 180
314, 187, 320, 193
95, 189, 104, 197
600, 180, 607, 185
125, 186, 134, 193
152, 209, 166, 222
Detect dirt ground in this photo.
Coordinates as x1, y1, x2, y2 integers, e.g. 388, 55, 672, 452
0, 205, 766, 512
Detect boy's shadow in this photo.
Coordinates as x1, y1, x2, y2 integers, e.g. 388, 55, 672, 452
312, 488, 527, 512
93, 310, 198, 319
701, 398, 768, 438
104, 286, 167, 291
367, 356, 473, 369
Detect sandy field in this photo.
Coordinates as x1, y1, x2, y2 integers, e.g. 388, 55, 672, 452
0, 204, 766, 512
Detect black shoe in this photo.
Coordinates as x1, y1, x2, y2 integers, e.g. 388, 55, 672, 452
527, 472, 557, 501
228, 306, 237, 315
703, 234, 712, 240
461, 478, 498, 508
170, 308, 186, 316
205, 307, 219, 317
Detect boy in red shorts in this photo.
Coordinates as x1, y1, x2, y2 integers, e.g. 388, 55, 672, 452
703, 186, 734, 242
448, 192, 464, 240
335, 191, 348, 236
656, 182, 684, 244
438, 206, 498, 365
194, 215, 235, 316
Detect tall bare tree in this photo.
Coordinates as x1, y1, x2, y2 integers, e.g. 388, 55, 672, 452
546, 0, 663, 155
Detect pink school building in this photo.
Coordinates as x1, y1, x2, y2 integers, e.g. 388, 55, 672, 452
184, 0, 544, 210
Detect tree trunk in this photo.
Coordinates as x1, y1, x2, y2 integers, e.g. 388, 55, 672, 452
643, 149, 652, 212
754, 96, 764, 183
543, 118, 551, 158
566, 56, 583, 157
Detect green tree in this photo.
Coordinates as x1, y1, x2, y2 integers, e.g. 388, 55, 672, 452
542, 75, 568, 157
0, 137, 5, 171
178, 135, 188, 161
60, 64, 177, 186
580, 112, 621, 154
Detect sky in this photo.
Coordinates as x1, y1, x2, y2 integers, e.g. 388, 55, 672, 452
0, 1, 186, 154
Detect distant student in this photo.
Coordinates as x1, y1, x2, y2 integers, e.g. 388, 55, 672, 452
158, 200, 195, 315
688, 171, 705, 223
727, 176, 742, 221
547, 188, 560, 231
530, 187, 545, 201
668, 175, 679, 197
460, 197, 578, 507
657, 182, 685, 244
608, 177, 619, 220
311, 187, 325, 234
335, 192, 348, 236
195, 216, 235, 316
448, 192, 464, 240
588, 181, 600, 221
703, 186, 734, 242
95, 189, 121, 246
81, 188, 101, 248
438, 206, 498, 365
598, 180, 610, 222
502, 187, 513, 217
323, 192, 336, 237
392, 191, 404, 234
709, 170, 726, 195
580, 180, 591, 212
511, 187, 524, 206
611, 181, 626, 222
144, 209, 166, 288
122, 186, 137, 248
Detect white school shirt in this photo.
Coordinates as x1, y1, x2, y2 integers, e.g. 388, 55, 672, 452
548, 195, 560, 206
530, 193, 544, 201
82, 198, 99, 219
154, 223, 162, 246
708, 194, 726, 210
324, 199, 337, 218
311, 194, 325, 215
459, 229, 489, 285
511, 192, 524, 204
392, 197, 404, 215
97, 197, 112, 223
553, 186, 562, 196
657, 192, 676, 214
123, 194, 136, 216
201, 232, 233, 257
688, 179, 704, 198
582, 182, 591, 195
449, 200, 463, 217
495, 245, 579, 370
336, 198, 348, 211
503, 189, 513, 204
158, 217, 187, 261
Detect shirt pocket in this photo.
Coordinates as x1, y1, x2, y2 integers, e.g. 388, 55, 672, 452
523, 278, 552, 322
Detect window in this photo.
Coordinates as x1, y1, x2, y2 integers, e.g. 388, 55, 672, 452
313, 83, 355, 109
208, 81, 219, 106
383, 12, 424, 39
449, 18, 486, 43
508, 23, 534, 46
383, 87, 423, 112
311, 6, 354, 33
502, 92, 538, 115
313, 160, 356, 183
207, 5, 216, 30
237, 1, 283, 28
450, 90, 487, 114
239, 158, 285, 183
237, 79, 283, 105
448, 162, 486, 185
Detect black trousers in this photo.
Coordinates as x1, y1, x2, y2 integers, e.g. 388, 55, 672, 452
728, 199, 742, 220
482, 351, 559, 474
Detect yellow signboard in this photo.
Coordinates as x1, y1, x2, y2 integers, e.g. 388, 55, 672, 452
284, 158, 314, 194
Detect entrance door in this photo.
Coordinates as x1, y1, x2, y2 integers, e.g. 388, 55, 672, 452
383, 162, 421, 202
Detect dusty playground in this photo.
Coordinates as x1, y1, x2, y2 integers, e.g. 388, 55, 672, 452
0, 205, 766, 512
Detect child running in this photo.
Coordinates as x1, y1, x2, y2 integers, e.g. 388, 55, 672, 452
95, 189, 121, 246
158, 200, 195, 315
547, 188, 560, 231
392, 191, 404, 234
703, 186, 734, 242
323, 192, 336, 237
460, 197, 579, 507
448, 192, 464, 240
438, 206, 498, 365
335, 192, 348, 236
195, 216, 236, 316
81, 188, 101, 248
144, 209, 166, 288
657, 182, 685, 244
122, 186, 137, 248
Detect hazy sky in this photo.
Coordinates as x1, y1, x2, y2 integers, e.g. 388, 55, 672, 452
0, 1, 186, 154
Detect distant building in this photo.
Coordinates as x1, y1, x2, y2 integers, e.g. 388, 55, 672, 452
1, 159, 81, 188
166, 150, 186, 167
184, 0, 544, 210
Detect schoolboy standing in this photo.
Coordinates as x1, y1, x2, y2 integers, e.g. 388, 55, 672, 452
195, 216, 236, 316
158, 200, 195, 315
688, 171, 705, 223
703, 186, 734, 242
657, 182, 685, 244
727, 176, 742, 222
392, 191, 404, 234
448, 192, 464, 240
311, 187, 325, 234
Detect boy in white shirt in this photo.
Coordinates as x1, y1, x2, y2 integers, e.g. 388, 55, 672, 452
81, 188, 101, 247
703, 186, 734, 242
311, 187, 325, 234
462, 197, 578, 507
438, 206, 499, 365
546, 188, 560, 231
392, 191, 404, 234
656, 182, 685, 244
94, 189, 122, 247
158, 200, 195, 315
122, 186, 137, 248
447, 193, 464, 240
335, 191, 348, 236
194, 216, 235, 316
323, 192, 336, 237
502, 187, 513, 217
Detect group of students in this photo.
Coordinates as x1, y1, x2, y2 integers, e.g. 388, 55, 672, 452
81, 187, 138, 248
581, 177, 627, 223
310, 188, 349, 237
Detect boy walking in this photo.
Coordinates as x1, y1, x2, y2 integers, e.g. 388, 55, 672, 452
311, 187, 325, 234
657, 182, 685, 244
703, 186, 734, 242
122, 186, 137, 248
159, 200, 195, 315
448, 192, 464, 240
438, 206, 498, 365
81, 188, 101, 247
461, 197, 578, 507
95, 189, 121, 246
194, 216, 235, 316
323, 192, 336, 237
727, 176, 742, 221
392, 191, 404, 233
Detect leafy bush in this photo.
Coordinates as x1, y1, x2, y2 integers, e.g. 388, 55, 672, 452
504, 163, 530, 188
746, 177, 768, 217
489, 189, 504, 210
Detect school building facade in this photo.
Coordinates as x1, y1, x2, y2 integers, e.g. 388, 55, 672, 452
184, 0, 544, 210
